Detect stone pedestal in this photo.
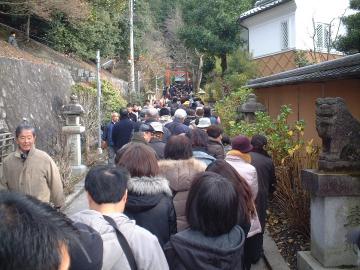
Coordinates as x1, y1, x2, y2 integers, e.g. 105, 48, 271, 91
61, 94, 87, 177
298, 169, 360, 269
298, 251, 359, 270
62, 125, 86, 176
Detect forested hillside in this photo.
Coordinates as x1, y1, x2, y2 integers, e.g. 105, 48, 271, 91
0, 0, 256, 91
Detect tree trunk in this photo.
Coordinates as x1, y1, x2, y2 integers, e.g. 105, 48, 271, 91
195, 53, 203, 92
220, 53, 227, 76
26, 14, 30, 42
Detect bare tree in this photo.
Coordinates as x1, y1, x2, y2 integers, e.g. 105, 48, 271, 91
309, 12, 346, 62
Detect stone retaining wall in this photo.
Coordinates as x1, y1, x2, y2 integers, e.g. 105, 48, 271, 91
0, 57, 73, 154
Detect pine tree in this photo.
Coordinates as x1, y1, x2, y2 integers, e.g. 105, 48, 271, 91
336, 0, 360, 54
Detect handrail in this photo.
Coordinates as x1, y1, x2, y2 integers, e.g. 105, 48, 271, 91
0, 132, 15, 165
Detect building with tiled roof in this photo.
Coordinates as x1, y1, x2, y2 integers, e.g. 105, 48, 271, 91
239, 0, 353, 76
246, 53, 360, 143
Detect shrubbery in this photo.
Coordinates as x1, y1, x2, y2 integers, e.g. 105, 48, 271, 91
214, 87, 252, 133
216, 90, 319, 237
72, 80, 126, 162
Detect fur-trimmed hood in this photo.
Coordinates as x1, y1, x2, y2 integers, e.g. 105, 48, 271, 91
127, 176, 172, 197
158, 158, 206, 192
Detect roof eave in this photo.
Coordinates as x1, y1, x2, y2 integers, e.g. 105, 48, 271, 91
246, 53, 360, 89
239, 0, 293, 22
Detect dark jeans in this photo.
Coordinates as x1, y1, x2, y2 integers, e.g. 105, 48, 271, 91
244, 233, 264, 270
108, 146, 115, 165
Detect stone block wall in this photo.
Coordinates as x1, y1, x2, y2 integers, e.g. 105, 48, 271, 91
0, 57, 73, 154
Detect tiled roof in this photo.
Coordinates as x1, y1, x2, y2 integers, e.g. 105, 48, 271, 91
239, 0, 293, 21
246, 53, 360, 89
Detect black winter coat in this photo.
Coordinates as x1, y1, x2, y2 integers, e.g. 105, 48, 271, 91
164, 226, 245, 270
149, 139, 166, 159
112, 118, 134, 152
250, 151, 276, 230
124, 176, 177, 247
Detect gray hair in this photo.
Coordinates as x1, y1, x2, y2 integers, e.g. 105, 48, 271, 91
15, 122, 36, 138
174, 109, 187, 119
145, 108, 159, 119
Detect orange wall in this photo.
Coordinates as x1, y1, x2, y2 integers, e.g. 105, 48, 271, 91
255, 79, 360, 144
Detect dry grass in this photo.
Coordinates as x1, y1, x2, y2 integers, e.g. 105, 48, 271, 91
273, 147, 319, 238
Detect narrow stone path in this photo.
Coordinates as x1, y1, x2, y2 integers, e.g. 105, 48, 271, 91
252, 258, 270, 270
64, 190, 87, 216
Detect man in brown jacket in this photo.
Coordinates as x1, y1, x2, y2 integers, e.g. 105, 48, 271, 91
0, 123, 64, 208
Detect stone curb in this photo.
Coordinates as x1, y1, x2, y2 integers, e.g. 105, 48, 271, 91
263, 230, 290, 270
62, 178, 85, 211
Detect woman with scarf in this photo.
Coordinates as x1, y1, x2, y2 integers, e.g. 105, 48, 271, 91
225, 135, 262, 270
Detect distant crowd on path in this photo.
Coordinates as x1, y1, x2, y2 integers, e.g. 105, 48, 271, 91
162, 83, 193, 99
12, 92, 360, 269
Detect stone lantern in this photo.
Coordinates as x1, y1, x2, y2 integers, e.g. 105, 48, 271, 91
197, 88, 206, 97
238, 93, 266, 123
61, 94, 87, 176
145, 89, 156, 104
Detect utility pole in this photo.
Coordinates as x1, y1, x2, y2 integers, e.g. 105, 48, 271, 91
129, 0, 136, 99
155, 75, 158, 96
137, 70, 141, 93
96, 50, 102, 154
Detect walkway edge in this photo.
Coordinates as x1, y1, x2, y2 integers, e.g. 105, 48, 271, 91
263, 230, 290, 270
62, 178, 85, 211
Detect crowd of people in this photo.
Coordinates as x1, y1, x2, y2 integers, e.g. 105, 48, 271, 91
0, 96, 280, 270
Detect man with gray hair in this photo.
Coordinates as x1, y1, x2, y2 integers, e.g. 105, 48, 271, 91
165, 108, 190, 135
145, 107, 159, 120
0, 122, 64, 208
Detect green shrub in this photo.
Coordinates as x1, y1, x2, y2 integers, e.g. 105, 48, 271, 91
231, 105, 306, 164
217, 88, 319, 237
71, 80, 126, 161
230, 105, 319, 237
214, 87, 253, 134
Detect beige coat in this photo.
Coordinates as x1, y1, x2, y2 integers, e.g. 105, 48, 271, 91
158, 158, 206, 231
0, 147, 64, 207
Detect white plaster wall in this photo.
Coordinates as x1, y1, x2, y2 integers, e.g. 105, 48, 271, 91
241, 0, 354, 56
295, 0, 353, 53
241, 1, 297, 57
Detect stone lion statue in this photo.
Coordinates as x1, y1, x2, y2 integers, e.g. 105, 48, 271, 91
316, 97, 360, 171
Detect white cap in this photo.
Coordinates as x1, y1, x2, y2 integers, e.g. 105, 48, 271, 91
174, 108, 187, 119
149, 122, 164, 133
197, 117, 211, 128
